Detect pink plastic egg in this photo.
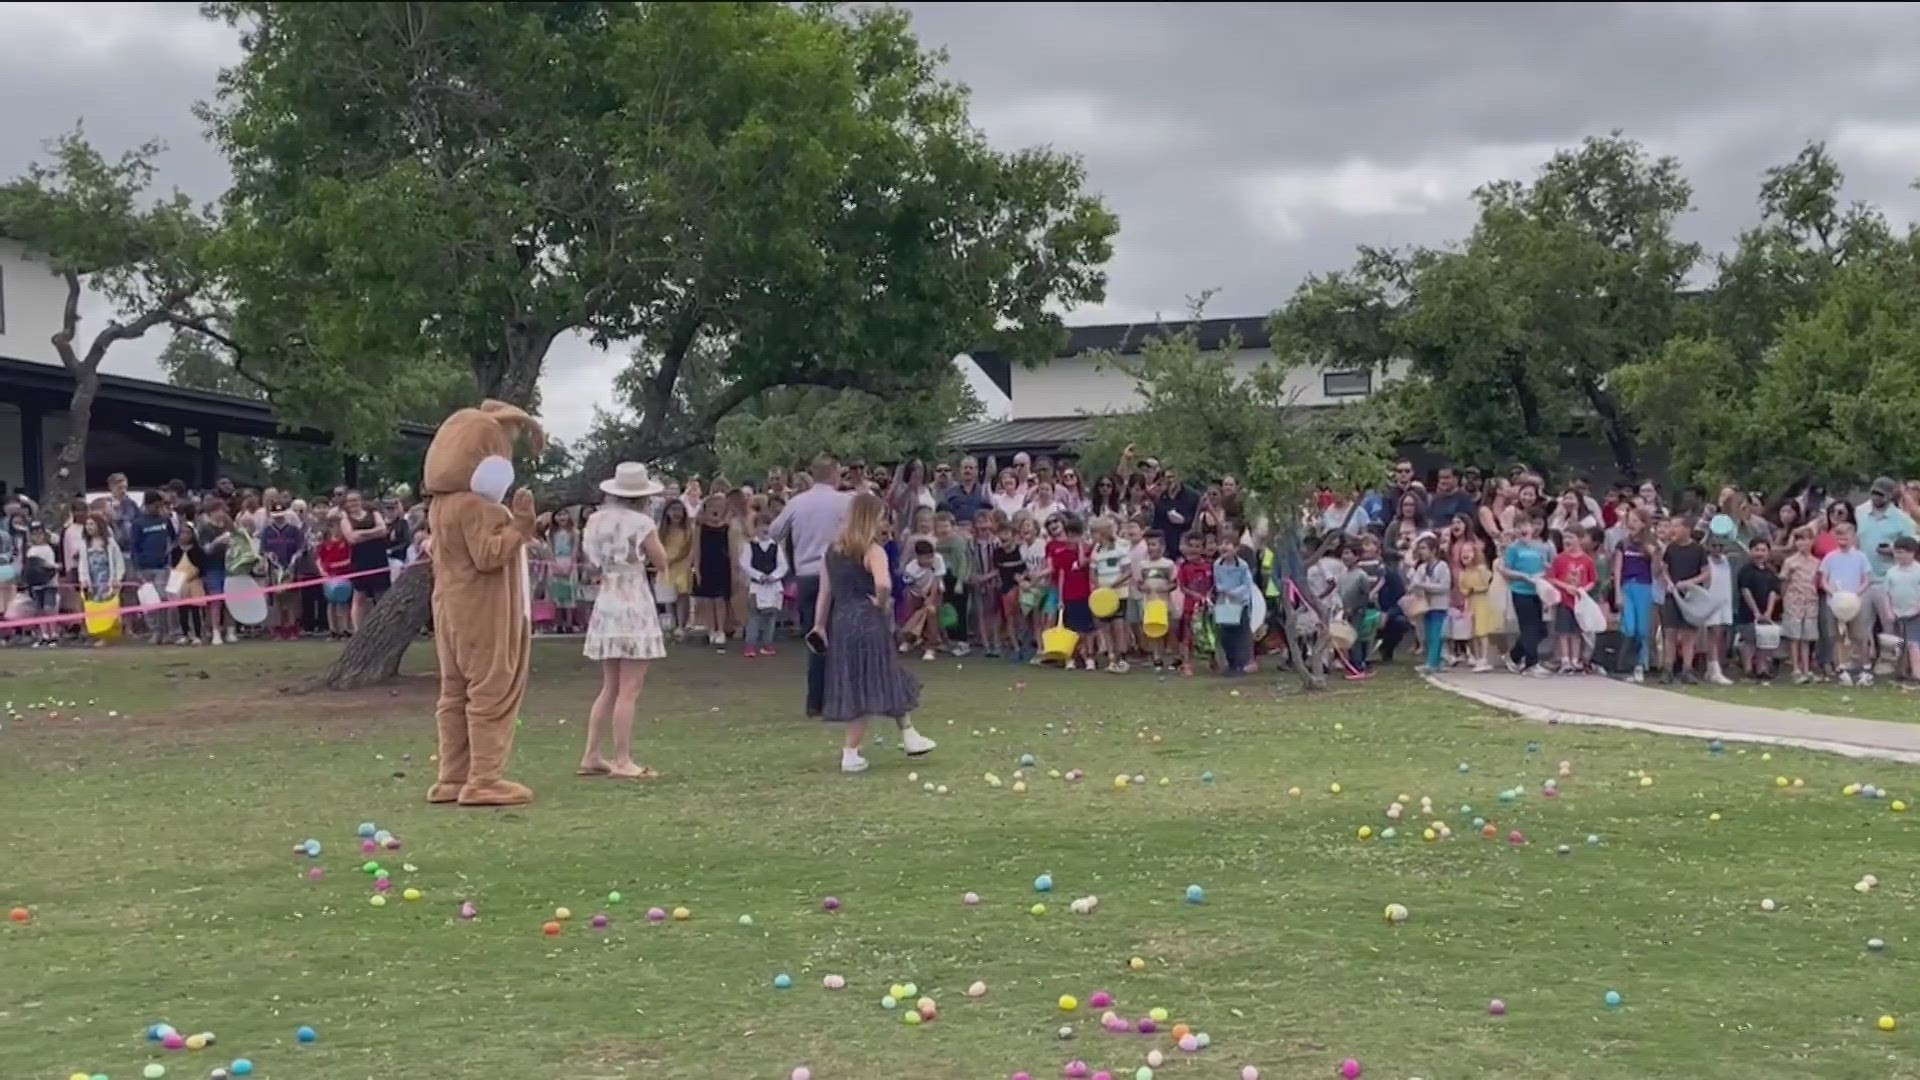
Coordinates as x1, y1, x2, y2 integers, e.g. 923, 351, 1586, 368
1488, 998, 1506, 1016
1179, 1034, 1199, 1052
1340, 1058, 1362, 1079
306, 867, 324, 881
1013, 1074, 1032, 1080
1242, 1069, 1260, 1080
163, 1033, 186, 1050
964, 892, 981, 905
792, 1069, 811, 1080
1507, 830, 1525, 846
361, 840, 377, 854
1089, 991, 1113, 1009
373, 878, 392, 892
1063, 1061, 1089, 1079
647, 907, 667, 922
1092, 1073, 1112, 1080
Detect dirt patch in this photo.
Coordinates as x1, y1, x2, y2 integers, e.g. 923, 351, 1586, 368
6, 673, 442, 751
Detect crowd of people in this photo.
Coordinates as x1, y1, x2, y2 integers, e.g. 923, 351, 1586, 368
6, 451, 1919, 706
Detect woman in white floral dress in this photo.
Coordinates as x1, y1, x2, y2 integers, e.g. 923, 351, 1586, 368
579, 463, 671, 780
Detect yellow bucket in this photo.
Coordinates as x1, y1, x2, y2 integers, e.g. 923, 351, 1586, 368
1142, 598, 1170, 639
1041, 624, 1079, 661
84, 596, 122, 639
1089, 587, 1121, 619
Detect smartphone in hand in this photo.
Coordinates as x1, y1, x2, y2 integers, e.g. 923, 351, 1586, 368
805, 629, 828, 655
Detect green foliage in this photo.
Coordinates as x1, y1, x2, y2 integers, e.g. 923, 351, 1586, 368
1733, 234, 1920, 489
202, 1, 1114, 466
1080, 316, 1391, 516
1272, 134, 1696, 478
1615, 142, 1900, 488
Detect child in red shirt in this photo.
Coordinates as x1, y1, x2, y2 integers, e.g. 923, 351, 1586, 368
1174, 532, 1215, 676
316, 533, 353, 640
1049, 518, 1097, 669
1548, 528, 1598, 673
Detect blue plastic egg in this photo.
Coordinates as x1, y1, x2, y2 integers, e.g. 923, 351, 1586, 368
296, 1025, 317, 1043
356, 823, 377, 838
1034, 873, 1053, 893
774, 973, 792, 989
1185, 884, 1205, 904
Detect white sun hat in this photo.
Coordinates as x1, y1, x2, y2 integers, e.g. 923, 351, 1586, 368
600, 461, 665, 499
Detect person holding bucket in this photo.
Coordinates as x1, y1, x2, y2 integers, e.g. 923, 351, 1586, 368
78, 513, 125, 647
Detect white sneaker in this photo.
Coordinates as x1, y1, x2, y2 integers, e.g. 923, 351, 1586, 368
898, 641, 913, 653
840, 751, 870, 774
900, 727, 937, 756
1064, 658, 1077, 671
922, 649, 936, 662
1630, 666, 1646, 684
1471, 661, 1494, 673
1113, 659, 1130, 674
210, 630, 225, 646
1838, 671, 1855, 687
1707, 663, 1734, 686
1525, 666, 1552, 679
1859, 671, 1876, 687
1505, 658, 1522, 674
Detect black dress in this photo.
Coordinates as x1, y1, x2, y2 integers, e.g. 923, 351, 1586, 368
693, 522, 733, 599
348, 511, 390, 597
822, 549, 921, 722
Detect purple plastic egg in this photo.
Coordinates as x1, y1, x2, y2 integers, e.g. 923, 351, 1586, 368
591, 913, 610, 929
1137, 1018, 1158, 1034
822, 896, 841, 912
1089, 991, 1113, 1009
373, 877, 392, 892
647, 907, 667, 922
1488, 998, 1507, 1016
1179, 1034, 1199, 1052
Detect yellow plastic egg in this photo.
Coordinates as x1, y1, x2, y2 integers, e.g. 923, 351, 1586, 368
1149, 1006, 1169, 1023
1792, 778, 1805, 789
1422, 828, 1437, 842
1114, 775, 1131, 790
1357, 826, 1373, 840
1329, 782, 1343, 794
1059, 994, 1079, 1012
1129, 956, 1147, 971
1709, 812, 1722, 822
403, 888, 422, 902
555, 906, 572, 921
1880, 1015, 1897, 1032
1287, 787, 1302, 797
672, 906, 691, 921
1030, 903, 1047, 917
1639, 776, 1654, 788
1893, 800, 1908, 813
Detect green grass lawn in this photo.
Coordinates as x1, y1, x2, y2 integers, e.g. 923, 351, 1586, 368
4, 641, 1919, 1079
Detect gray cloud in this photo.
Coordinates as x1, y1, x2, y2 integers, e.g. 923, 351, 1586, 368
5, 2, 1918, 439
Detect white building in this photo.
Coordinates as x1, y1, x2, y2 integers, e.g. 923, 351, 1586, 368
952, 316, 1398, 457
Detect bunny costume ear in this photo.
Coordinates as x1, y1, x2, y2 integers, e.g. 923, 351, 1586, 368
477, 400, 547, 456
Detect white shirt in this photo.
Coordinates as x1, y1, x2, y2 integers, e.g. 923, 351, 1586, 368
991, 491, 1027, 519
903, 555, 946, 594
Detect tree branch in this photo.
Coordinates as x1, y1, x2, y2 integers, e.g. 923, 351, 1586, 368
50, 269, 83, 371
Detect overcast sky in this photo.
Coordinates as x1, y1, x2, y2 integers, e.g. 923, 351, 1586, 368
4, 2, 1918, 442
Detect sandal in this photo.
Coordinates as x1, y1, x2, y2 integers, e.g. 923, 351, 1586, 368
606, 765, 658, 781
575, 762, 612, 777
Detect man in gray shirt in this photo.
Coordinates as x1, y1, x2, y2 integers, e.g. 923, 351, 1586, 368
770, 452, 852, 717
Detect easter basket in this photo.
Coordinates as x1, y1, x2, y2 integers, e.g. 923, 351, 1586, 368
1040, 612, 1079, 661
1141, 598, 1171, 639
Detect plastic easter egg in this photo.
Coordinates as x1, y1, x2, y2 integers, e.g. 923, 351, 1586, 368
307, 867, 325, 881
231, 1060, 254, 1077
774, 973, 793, 989
1329, 782, 1342, 794
162, 1031, 186, 1049
1587, 834, 1601, 845
357, 822, 377, 838
1185, 884, 1205, 904
1639, 775, 1653, 788
922, 782, 936, 793
141, 1069, 166, 1080
823, 974, 846, 990
1709, 812, 1722, 822
210, 1072, 228, 1080
1059, 994, 1079, 1012
738, 914, 753, 926
1556, 844, 1572, 856
1380, 828, 1397, 840
1868, 937, 1887, 951
1063, 1062, 1089, 1079
1508, 830, 1525, 846
1159, 777, 1170, 787
541, 919, 560, 935
1113, 774, 1130, 790
1384, 903, 1409, 925
901, 1009, 921, 1026
822, 896, 841, 912
1061, 1023, 1079, 1039
1013, 781, 1028, 793
1179, 1034, 1199, 1052
1031, 903, 1047, 917
369, 894, 388, 908
963, 891, 981, 906
967, 980, 987, 997
1135, 1069, 1154, 1080
1137, 1018, 1158, 1034
936, 785, 950, 795
1792, 777, 1804, 789
1422, 828, 1437, 842
1148, 1006, 1169, 1023
1895, 800, 1909, 812
7, 906, 30, 924
1472, 816, 1486, 829
185, 1034, 207, 1051
591, 913, 609, 928
792, 1068, 812, 1080
1129, 956, 1146, 971
1196, 1032, 1211, 1048
1147, 1050, 1164, 1067
1020, 753, 1036, 767
1035, 874, 1054, 893
902, 982, 918, 997
373, 878, 392, 893
1089, 990, 1112, 1008
402, 887, 422, 902
1880, 1015, 1897, 1032
1242, 1069, 1261, 1080
672, 906, 691, 921
1488, 998, 1506, 1016
1339, 1058, 1362, 1079
1357, 826, 1373, 841
460, 901, 478, 920
881, 995, 898, 1010
1604, 990, 1622, 1008
607, 891, 623, 905
302, 839, 321, 857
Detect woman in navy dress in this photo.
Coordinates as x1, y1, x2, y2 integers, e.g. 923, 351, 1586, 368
814, 493, 937, 773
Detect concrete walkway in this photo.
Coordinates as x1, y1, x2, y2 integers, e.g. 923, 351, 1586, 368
1427, 670, 1920, 764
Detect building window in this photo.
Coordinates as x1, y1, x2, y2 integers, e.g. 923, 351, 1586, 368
1323, 369, 1371, 397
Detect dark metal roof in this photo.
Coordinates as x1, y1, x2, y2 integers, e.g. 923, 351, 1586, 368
947, 415, 1098, 454
966, 315, 1270, 399
0, 355, 434, 444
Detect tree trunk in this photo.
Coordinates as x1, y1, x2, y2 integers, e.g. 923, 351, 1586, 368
1579, 376, 1640, 480
315, 562, 434, 689
45, 370, 99, 514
